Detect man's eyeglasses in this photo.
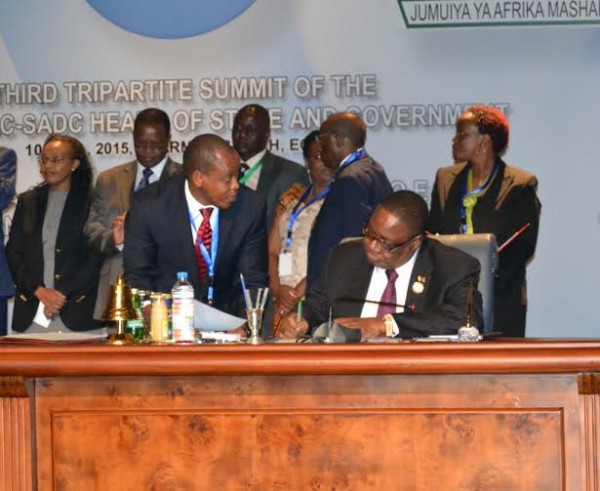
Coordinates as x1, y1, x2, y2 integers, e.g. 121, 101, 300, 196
362, 223, 420, 253
38, 155, 72, 166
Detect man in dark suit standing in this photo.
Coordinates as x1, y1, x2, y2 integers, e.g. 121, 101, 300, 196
232, 104, 309, 230
124, 134, 267, 317
85, 108, 182, 319
280, 191, 482, 339
306, 112, 393, 290
0, 146, 16, 335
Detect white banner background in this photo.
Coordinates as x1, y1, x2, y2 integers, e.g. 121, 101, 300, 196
1, 0, 598, 337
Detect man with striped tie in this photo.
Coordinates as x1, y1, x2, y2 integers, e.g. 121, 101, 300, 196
84, 108, 182, 319
124, 134, 267, 317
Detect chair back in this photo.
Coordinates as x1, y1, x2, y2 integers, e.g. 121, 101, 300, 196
431, 233, 498, 333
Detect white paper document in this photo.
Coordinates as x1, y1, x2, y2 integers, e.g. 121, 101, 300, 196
193, 300, 246, 331
2, 331, 107, 342
32, 302, 52, 328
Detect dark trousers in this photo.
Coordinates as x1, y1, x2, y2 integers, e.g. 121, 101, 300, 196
0, 296, 7, 336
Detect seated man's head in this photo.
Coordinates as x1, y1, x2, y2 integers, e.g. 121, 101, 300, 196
133, 108, 171, 169
363, 191, 427, 270
318, 112, 366, 171
232, 104, 270, 162
183, 134, 240, 209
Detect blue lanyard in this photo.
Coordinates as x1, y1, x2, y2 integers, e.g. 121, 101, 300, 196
335, 148, 365, 178
188, 208, 219, 303
459, 160, 500, 234
285, 185, 330, 250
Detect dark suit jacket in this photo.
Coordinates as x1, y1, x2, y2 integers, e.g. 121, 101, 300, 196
306, 153, 393, 289
303, 237, 482, 337
6, 185, 103, 332
84, 158, 182, 318
123, 174, 268, 317
0, 147, 16, 298
253, 150, 309, 231
428, 159, 541, 337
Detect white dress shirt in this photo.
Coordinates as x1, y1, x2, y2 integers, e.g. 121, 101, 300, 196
184, 180, 219, 242
241, 149, 267, 190
135, 155, 168, 188
360, 250, 418, 318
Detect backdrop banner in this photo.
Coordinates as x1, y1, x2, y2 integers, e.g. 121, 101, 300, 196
1, 0, 599, 337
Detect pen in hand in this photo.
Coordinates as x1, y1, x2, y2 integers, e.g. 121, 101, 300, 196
296, 299, 303, 323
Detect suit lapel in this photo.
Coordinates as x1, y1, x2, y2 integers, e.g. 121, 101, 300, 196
216, 201, 235, 270
169, 180, 204, 293
405, 241, 434, 313
161, 158, 181, 180
493, 162, 513, 210
256, 151, 277, 195
438, 162, 468, 212
335, 243, 373, 317
122, 162, 137, 208
56, 187, 84, 247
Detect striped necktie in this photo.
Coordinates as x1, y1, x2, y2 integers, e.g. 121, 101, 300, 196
195, 208, 214, 281
136, 168, 153, 191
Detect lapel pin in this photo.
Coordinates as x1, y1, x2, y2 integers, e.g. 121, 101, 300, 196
411, 276, 426, 294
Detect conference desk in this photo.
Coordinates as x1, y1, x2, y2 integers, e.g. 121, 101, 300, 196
1, 340, 599, 490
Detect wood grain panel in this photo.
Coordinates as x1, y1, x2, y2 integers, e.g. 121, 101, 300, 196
580, 373, 600, 490
48, 410, 563, 491
0, 377, 32, 491
32, 374, 581, 490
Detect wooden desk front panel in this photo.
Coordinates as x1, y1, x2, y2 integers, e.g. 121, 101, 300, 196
33, 373, 579, 491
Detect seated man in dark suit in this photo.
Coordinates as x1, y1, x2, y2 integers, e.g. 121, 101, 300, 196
233, 103, 309, 230
306, 112, 393, 290
123, 134, 267, 317
280, 190, 482, 339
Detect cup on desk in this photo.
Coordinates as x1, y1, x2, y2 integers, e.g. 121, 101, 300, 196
246, 307, 264, 345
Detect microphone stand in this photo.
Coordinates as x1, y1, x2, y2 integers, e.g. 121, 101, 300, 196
457, 281, 481, 342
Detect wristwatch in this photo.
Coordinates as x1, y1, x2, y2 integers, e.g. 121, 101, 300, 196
383, 314, 399, 338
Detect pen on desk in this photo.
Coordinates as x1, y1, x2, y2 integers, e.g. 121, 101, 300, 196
296, 299, 303, 323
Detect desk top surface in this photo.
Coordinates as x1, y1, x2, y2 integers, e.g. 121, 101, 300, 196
1, 338, 600, 376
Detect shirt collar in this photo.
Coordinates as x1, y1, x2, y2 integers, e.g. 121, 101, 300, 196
373, 247, 419, 277
136, 155, 168, 182
184, 179, 216, 217
245, 148, 267, 167
339, 147, 364, 167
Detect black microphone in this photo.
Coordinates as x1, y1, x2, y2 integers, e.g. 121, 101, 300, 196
466, 281, 474, 327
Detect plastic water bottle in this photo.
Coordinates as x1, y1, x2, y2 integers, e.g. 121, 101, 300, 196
171, 272, 195, 342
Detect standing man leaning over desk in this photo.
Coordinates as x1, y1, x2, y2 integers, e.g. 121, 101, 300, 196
232, 104, 309, 230
280, 191, 483, 339
84, 108, 181, 319
124, 134, 267, 317
306, 112, 393, 290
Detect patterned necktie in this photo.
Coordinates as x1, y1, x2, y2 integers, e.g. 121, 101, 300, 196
136, 168, 153, 191
377, 269, 399, 317
239, 162, 250, 180
195, 208, 214, 281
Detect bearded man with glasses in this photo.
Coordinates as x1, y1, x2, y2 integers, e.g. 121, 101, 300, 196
279, 190, 483, 340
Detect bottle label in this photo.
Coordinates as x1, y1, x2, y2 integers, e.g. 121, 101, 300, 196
172, 296, 195, 342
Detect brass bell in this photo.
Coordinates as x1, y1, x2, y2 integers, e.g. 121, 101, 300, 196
104, 274, 137, 345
